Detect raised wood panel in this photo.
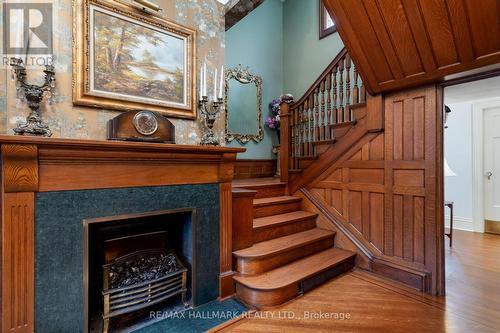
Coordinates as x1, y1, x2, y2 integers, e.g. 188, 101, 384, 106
307, 85, 442, 294
220, 182, 234, 299
233, 159, 276, 179
1, 193, 35, 333
325, 0, 500, 93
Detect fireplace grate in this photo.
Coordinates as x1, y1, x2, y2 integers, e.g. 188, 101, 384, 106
102, 249, 188, 333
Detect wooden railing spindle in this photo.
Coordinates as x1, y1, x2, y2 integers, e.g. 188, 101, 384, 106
320, 81, 326, 141
326, 72, 332, 140
338, 58, 344, 123
309, 94, 315, 156
279, 48, 365, 181
345, 54, 352, 121
353, 64, 359, 105
314, 88, 320, 143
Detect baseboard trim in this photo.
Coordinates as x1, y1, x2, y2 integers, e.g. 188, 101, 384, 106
445, 215, 473, 232
485, 220, 500, 235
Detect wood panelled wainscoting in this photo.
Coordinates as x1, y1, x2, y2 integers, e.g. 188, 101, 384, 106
0, 136, 244, 333
297, 85, 444, 294
233, 159, 277, 179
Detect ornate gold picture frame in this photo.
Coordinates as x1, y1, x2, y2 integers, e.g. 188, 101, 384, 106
73, 0, 197, 119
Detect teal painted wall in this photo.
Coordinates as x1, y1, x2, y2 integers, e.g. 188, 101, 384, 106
225, 0, 343, 159
283, 0, 344, 98
225, 0, 283, 159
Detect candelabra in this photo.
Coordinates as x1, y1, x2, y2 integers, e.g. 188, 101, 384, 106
199, 96, 223, 146
10, 57, 55, 137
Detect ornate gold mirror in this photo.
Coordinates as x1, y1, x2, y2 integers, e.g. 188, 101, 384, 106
224, 65, 263, 144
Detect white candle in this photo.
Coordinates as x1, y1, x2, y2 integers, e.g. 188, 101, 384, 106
203, 62, 207, 97
199, 66, 203, 99
219, 65, 224, 99
214, 68, 218, 100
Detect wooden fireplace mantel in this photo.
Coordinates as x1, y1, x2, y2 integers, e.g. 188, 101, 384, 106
0, 135, 245, 333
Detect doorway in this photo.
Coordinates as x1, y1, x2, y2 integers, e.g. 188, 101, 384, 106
444, 76, 500, 235
440, 75, 500, 330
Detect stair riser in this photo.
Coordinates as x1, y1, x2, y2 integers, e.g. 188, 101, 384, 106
247, 185, 287, 199
253, 201, 301, 218
235, 237, 335, 275
235, 283, 299, 309
234, 255, 356, 308
253, 218, 316, 243
333, 126, 351, 138
299, 159, 315, 169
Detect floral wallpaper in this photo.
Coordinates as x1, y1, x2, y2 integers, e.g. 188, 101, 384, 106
0, 0, 226, 145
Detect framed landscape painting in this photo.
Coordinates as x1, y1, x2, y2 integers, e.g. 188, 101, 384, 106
73, 0, 197, 119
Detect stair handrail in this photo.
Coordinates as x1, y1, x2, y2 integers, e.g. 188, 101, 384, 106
279, 47, 366, 182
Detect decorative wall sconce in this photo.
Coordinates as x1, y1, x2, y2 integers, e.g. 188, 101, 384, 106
10, 58, 55, 137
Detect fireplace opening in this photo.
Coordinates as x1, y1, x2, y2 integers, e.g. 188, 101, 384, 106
83, 209, 195, 333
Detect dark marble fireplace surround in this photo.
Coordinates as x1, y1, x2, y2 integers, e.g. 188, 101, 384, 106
35, 184, 220, 333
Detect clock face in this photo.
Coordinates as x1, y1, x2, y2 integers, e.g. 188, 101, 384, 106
133, 111, 158, 136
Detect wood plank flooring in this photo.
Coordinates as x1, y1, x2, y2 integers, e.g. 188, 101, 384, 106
215, 230, 500, 332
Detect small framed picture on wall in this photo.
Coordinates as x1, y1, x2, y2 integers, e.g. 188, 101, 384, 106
319, 0, 336, 39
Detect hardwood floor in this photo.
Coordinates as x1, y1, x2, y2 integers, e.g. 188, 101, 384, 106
215, 230, 500, 332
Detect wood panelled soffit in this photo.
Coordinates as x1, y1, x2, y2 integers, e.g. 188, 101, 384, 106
305, 86, 444, 294
325, 0, 500, 94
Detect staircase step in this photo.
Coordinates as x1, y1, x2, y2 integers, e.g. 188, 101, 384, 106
233, 177, 286, 199
329, 120, 357, 129
312, 138, 337, 146
288, 169, 302, 174
234, 248, 356, 307
330, 120, 357, 138
253, 196, 302, 218
253, 211, 317, 243
296, 156, 317, 160
234, 228, 335, 275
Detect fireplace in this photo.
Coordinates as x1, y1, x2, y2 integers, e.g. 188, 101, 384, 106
83, 209, 196, 333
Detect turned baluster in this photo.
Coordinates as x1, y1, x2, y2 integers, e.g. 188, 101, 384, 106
309, 94, 315, 156
299, 104, 304, 157
320, 80, 326, 141
338, 57, 345, 123
345, 55, 352, 121
314, 88, 320, 142
303, 99, 310, 157
353, 64, 360, 105
326, 72, 332, 141
290, 108, 297, 169
294, 107, 300, 166
332, 65, 338, 138
360, 81, 366, 103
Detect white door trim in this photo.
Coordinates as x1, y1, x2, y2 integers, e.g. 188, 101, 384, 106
472, 98, 500, 233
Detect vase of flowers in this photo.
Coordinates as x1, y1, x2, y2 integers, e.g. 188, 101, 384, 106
265, 94, 293, 144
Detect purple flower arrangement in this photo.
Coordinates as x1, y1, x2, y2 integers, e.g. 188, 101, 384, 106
265, 94, 294, 130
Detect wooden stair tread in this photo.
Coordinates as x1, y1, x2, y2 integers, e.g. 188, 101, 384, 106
253, 211, 318, 229
296, 156, 317, 160
288, 169, 302, 174
234, 248, 355, 290
233, 228, 335, 259
313, 138, 337, 145
233, 177, 285, 187
350, 102, 366, 109
253, 196, 301, 207
329, 120, 357, 129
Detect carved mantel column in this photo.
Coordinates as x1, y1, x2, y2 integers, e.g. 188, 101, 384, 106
1, 144, 38, 333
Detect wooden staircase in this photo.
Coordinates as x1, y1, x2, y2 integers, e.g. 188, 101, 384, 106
232, 179, 356, 308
